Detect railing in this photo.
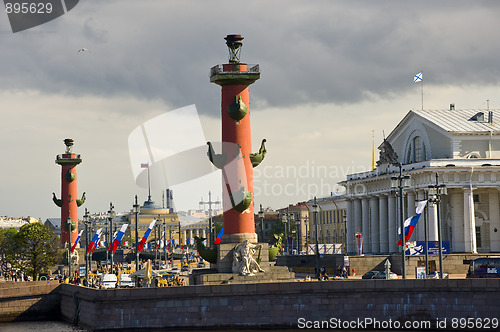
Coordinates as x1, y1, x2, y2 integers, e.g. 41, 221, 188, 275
56, 154, 81, 160
210, 64, 260, 77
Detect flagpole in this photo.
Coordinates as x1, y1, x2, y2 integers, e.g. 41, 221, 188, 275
371, 130, 376, 171
421, 70, 424, 111
414, 71, 423, 111
147, 164, 151, 201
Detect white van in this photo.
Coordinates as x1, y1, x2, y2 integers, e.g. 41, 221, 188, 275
99, 273, 117, 289
119, 274, 135, 288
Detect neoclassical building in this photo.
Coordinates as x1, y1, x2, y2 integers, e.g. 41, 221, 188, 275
125, 197, 209, 246
341, 109, 500, 255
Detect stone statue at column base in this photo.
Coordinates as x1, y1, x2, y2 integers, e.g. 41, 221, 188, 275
232, 240, 265, 276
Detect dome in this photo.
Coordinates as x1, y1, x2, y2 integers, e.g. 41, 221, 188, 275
141, 197, 162, 210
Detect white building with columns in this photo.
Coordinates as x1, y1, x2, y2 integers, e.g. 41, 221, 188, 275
341, 108, 500, 255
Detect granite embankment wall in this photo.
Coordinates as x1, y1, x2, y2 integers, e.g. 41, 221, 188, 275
61, 279, 499, 330
0, 281, 60, 322
2, 279, 500, 330
278, 254, 485, 277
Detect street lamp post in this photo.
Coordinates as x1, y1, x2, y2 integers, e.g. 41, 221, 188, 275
208, 217, 213, 248
391, 163, 411, 279
342, 214, 347, 254
258, 204, 265, 243
108, 203, 116, 274
105, 222, 109, 271
289, 212, 295, 255
170, 218, 175, 252
428, 173, 447, 279
282, 212, 288, 255
83, 209, 90, 282
423, 191, 429, 276
163, 217, 166, 267
66, 217, 72, 280
133, 196, 140, 278
178, 219, 182, 251
295, 212, 303, 255
313, 197, 320, 279
305, 216, 308, 253
153, 221, 157, 261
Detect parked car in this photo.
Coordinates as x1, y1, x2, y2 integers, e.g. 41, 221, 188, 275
372, 271, 398, 279
119, 274, 135, 288
427, 271, 449, 279
99, 273, 117, 289
362, 271, 380, 279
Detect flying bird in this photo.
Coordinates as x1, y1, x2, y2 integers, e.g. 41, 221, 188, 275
77, 48, 91, 53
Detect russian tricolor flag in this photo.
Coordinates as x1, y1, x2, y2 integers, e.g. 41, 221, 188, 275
157, 231, 165, 250
70, 230, 84, 253
213, 227, 223, 245
137, 219, 156, 253
87, 228, 103, 253
112, 224, 129, 253
398, 200, 427, 246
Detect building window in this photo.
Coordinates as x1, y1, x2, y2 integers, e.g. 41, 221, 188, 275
473, 195, 480, 203
406, 135, 425, 164
413, 136, 422, 162
476, 226, 482, 248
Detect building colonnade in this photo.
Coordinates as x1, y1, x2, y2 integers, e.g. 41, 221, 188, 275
345, 167, 500, 255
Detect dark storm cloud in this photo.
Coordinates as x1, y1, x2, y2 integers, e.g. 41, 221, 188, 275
2, 0, 500, 116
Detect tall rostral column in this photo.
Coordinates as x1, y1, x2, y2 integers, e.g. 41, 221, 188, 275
53, 139, 86, 244
209, 35, 266, 244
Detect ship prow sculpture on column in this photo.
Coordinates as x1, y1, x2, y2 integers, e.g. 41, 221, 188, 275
191, 35, 294, 285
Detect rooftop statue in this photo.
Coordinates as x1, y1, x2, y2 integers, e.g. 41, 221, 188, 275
376, 138, 399, 167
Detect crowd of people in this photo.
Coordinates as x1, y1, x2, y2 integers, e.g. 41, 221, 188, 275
2, 270, 32, 282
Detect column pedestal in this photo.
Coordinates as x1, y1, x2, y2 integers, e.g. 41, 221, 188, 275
216, 242, 268, 273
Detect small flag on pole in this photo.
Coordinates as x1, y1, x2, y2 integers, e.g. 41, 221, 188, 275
141, 163, 149, 168
108, 230, 118, 251
214, 227, 223, 245
112, 224, 129, 253
398, 200, 428, 246
87, 228, 103, 253
413, 72, 423, 83
137, 219, 157, 253
70, 230, 84, 253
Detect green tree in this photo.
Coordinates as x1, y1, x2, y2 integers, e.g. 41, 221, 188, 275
214, 220, 223, 237
269, 219, 285, 245
15, 223, 62, 280
269, 217, 297, 247
0, 228, 18, 260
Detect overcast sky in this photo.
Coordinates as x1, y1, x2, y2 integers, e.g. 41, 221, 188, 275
1, 1, 500, 220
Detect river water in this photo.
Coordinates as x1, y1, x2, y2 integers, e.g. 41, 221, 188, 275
0, 321, 89, 331
0, 321, 383, 331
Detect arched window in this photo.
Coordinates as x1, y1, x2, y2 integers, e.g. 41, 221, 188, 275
413, 136, 422, 162
467, 153, 480, 159
406, 135, 424, 164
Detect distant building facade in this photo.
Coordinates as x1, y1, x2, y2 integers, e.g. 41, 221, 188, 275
305, 197, 347, 252
124, 197, 208, 246
341, 109, 500, 254
277, 203, 309, 253
1, 216, 39, 230
254, 209, 279, 244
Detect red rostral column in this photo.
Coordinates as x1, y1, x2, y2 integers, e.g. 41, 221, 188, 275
209, 35, 265, 244
53, 139, 85, 244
